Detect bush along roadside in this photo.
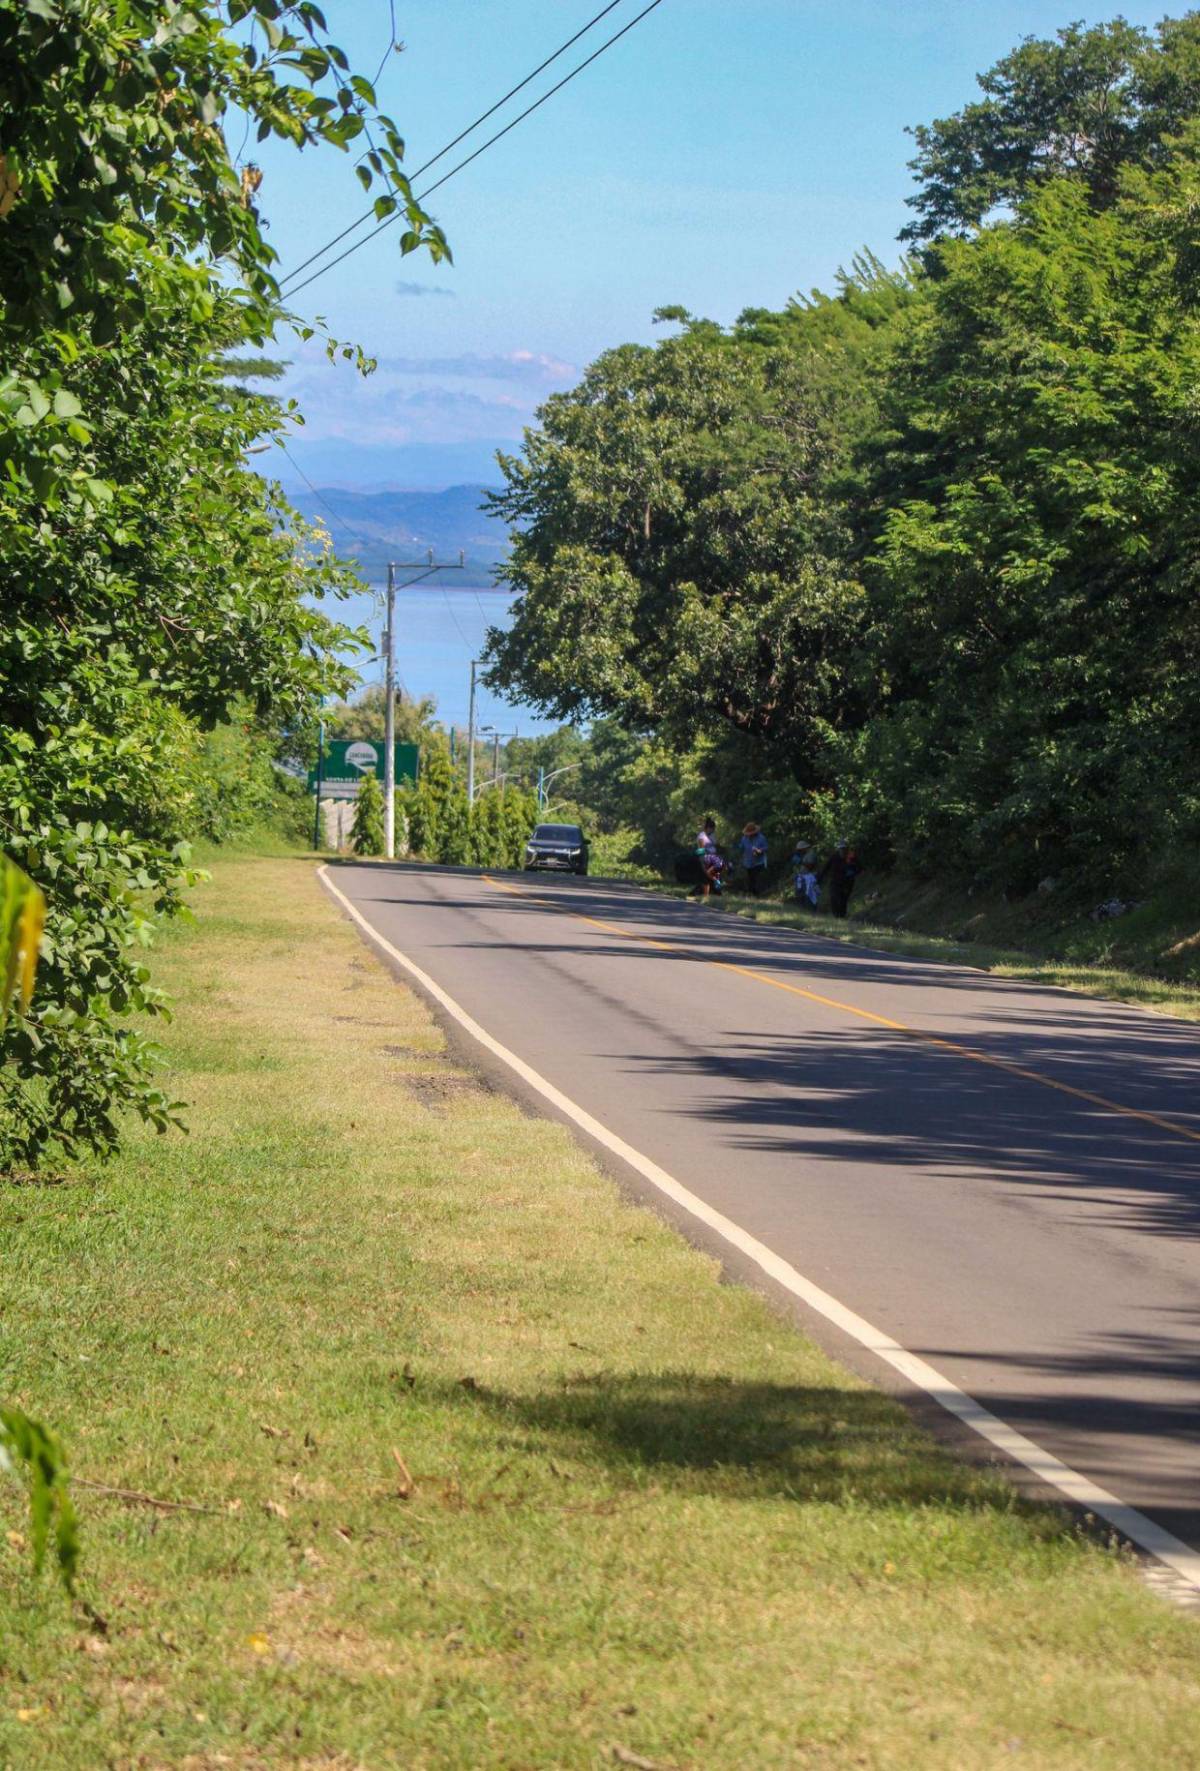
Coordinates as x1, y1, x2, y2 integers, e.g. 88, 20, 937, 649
0, 853, 77, 1592
400, 750, 538, 870
0, 0, 449, 1171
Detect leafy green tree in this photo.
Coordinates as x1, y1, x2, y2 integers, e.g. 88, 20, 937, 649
481, 285, 903, 762
326, 685, 442, 747
497, 787, 540, 869
850, 139, 1200, 883
468, 786, 502, 866
0, 0, 446, 336
901, 14, 1200, 241
0, 2, 448, 1165
350, 771, 385, 856
405, 748, 459, 860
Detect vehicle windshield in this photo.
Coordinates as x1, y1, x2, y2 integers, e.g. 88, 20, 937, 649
532, 824, 582, 842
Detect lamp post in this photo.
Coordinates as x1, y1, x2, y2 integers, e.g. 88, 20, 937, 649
537, 761, 582, 810
311, 699, 326, 851
466, 660, 477, 803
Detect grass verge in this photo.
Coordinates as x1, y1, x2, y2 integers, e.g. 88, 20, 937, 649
3, 852, 1199, 1769
646, 877, 1200, 1024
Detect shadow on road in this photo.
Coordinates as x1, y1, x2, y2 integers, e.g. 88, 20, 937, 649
615, 1026, 1200, 1243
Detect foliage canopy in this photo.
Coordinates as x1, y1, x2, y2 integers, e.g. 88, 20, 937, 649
0, 1, 444, 1164
484, 17, 1200, 899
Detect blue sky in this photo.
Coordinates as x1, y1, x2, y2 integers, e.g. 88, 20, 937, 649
253, 0, 1172, 491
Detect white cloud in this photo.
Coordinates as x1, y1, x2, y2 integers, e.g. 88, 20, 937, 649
376, 349, 576, 384
394, 279, 456, 298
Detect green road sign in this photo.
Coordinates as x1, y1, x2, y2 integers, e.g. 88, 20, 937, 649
308, 740, 420, 798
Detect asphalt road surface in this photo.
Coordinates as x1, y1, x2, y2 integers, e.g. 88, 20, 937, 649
327, 861, 1200, 1573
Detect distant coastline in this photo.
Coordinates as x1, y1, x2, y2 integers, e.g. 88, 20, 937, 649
287, 481, 508, 586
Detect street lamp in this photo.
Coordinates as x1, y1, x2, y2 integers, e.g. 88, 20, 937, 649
537, 761, 582, 809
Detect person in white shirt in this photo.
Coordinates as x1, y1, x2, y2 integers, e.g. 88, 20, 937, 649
690, 817, 719, 897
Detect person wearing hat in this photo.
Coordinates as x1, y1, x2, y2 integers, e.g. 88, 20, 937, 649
737, 821, 768, 896
790, 840, 820, 910
820, 838, 861, 917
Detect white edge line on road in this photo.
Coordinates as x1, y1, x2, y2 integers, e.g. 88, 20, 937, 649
318, 863, 1200, 1597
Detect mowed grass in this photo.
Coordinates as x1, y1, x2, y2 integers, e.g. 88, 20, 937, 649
2, 854, 1199, 1770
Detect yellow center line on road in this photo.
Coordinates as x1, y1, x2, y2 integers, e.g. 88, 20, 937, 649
480, 874, 1200, 1150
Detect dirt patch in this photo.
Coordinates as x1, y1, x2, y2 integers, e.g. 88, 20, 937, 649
401, 1070, 494, 1115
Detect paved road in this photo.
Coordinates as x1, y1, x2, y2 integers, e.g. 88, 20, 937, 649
329, 861, 1200, 1562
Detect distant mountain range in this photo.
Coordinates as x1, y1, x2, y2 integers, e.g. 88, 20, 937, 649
289, 483, 508, 585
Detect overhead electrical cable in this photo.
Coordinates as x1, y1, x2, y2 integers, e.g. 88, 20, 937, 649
280, 0, 627, 293
281, 0, 665, 301
439, 580, 474, 652
276, 440, 361, 543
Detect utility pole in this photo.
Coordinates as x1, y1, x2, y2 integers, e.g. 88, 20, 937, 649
383, 549, 464, 856
492, 729, 502, 787
466, 659, 477, 804
312, 701, 326, 850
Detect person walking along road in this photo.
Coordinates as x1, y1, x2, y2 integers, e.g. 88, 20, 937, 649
738, 822, 768, 896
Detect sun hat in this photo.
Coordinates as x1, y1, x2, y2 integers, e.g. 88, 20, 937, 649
743, 822, 759, 836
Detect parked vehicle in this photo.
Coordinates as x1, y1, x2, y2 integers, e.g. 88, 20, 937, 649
524, 822, 589, 875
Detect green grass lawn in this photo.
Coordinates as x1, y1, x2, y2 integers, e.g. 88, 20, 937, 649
2, 852, 1199, 1768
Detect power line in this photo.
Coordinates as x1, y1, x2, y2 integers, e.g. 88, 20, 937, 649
281, 0, 665, 302
439, 580, 474, 652
280, 0, 625, 293
276, 440, 361, 543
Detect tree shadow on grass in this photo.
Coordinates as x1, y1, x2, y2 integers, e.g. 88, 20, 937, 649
454, 1369, 1064, 1529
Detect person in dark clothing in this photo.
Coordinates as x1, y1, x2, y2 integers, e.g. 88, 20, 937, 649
820, 840, 861, 918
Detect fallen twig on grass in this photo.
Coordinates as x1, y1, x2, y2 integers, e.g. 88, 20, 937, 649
74, 1478, 227, 1517
611, 1746, 677, 1770
390, 1447, 416, 1498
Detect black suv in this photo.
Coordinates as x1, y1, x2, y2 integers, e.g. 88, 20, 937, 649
523, 822, 589, 876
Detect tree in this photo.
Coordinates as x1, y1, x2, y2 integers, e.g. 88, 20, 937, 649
0, 3, 449, 1165
0, 0, 446, 337
481, 283, 905, 768
325, 685, 442, 747
350, 772, 385, 856
482, 272, 907, 842
848, 138, 1200, 883
901, 14, 1200, 242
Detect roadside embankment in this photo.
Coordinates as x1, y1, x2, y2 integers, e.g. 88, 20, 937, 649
2, 852, 1199, 1769
646, 867, 1200, 1026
